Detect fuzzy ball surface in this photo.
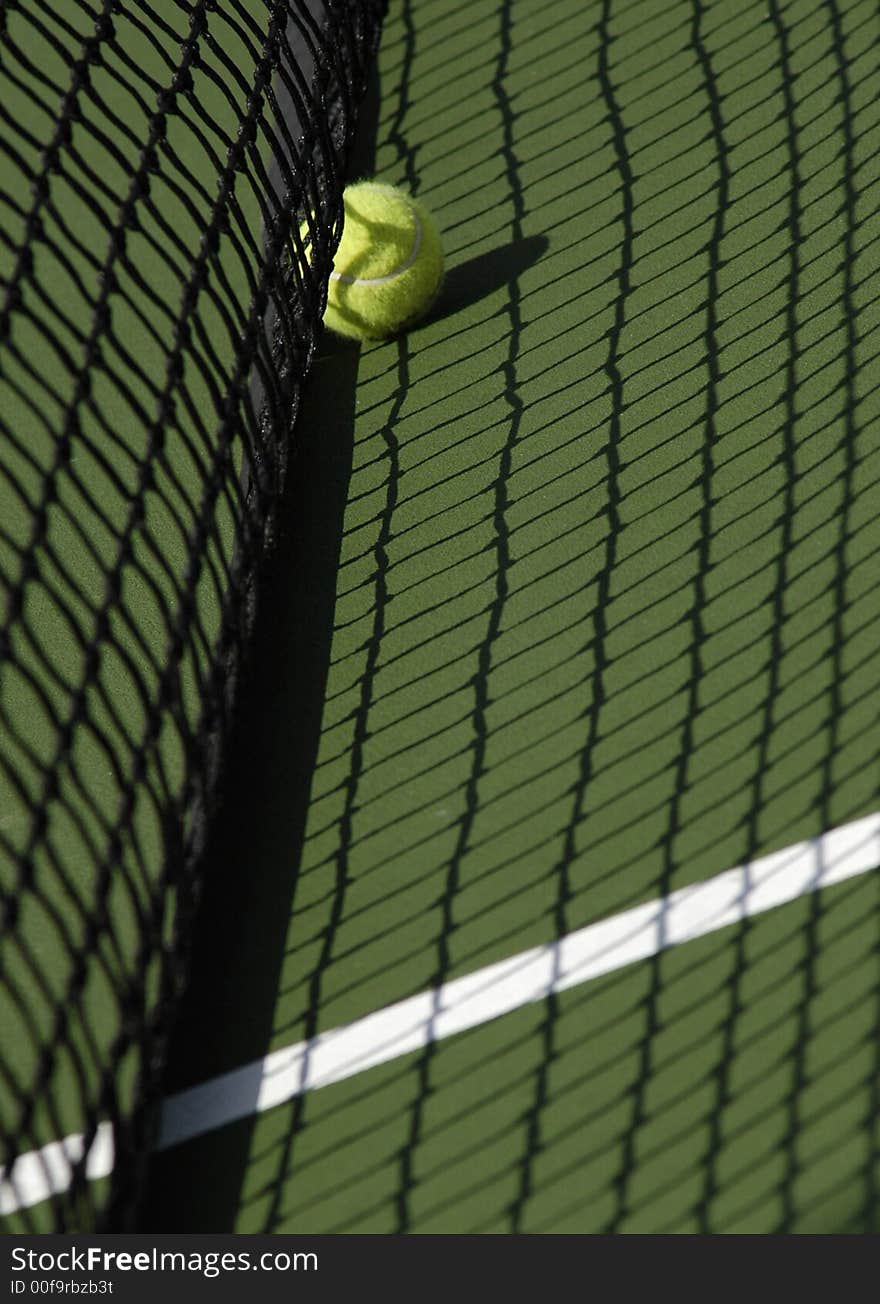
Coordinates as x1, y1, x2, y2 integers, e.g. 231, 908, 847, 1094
323, 181, 444, 341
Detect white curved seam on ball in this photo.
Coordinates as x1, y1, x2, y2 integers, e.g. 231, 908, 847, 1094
330, 210, 424, 286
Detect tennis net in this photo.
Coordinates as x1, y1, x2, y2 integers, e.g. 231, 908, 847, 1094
0, 0, 385, 1230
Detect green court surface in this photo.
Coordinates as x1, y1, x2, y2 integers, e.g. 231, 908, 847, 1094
143, 0, 880, 1233
4, 0, 880, 1234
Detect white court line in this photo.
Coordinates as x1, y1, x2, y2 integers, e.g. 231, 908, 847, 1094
3, 812, 880, 1215
0, 1122, 114, 1218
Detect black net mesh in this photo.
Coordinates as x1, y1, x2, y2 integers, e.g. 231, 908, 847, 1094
0, 0, 386, 1231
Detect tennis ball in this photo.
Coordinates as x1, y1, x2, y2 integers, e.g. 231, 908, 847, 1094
323, 181, 444, 341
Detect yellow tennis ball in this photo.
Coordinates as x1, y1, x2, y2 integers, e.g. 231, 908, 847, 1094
323, 181, 444, 341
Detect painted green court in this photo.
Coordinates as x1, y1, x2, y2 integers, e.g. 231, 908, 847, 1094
2, 0, 879, 1234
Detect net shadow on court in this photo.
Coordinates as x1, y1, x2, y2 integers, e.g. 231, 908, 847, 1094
144, 0, 880, 1234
